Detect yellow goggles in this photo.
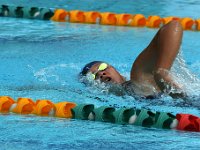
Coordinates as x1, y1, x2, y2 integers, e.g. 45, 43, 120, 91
91, 63, 108, 80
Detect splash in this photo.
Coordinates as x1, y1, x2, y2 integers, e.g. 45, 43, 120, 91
28, 63, 80, 86
171, 51, 200, 97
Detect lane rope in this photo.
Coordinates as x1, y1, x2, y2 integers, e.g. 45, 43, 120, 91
1, 96, 200, 132
0, 5, 200, 31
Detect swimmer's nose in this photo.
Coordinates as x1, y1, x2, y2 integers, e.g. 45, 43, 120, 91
98, 72, 111, 82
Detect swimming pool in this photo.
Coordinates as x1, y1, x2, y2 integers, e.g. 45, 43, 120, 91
1, 0, 200, 149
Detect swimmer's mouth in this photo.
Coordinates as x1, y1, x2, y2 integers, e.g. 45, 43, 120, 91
105, 77, 111, 82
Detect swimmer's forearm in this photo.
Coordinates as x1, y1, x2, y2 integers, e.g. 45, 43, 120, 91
153, 68, 186, 98
154, 69, 181, 89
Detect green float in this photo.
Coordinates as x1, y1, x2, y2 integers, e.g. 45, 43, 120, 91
71, 104, 94, 120
22, 7, 39, 19
92, 106, 115, 123
113, 108, 135, 124
152, 112, 176, 129
0, 5, 54, 20
134, 109, 156, 127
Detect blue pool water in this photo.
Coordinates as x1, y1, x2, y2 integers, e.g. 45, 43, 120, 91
1, 0, 200, 149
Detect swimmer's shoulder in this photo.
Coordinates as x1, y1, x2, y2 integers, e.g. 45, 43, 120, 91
122, 80, 160, 98
121, 80, 140, 95
122, 80, 134, 88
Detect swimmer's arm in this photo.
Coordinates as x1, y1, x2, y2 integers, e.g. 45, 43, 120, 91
153, 68, 187, 99
152, 21, 186, 99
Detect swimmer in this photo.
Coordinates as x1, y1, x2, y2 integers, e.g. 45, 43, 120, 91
80, 20, 186, 99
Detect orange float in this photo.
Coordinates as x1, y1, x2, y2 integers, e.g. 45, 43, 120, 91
146, 15, 162, 28
0, 96, 15, 113
100, 12, 117, 25
84, 11, 101, 24
195, 19, 200, 31
180, 17, 194, 30
69, 10, 85, 23
115, 14, 132, 26
34, 100, 55, 116
51, 9, 69, 22
11, 97, 35, 114
54, 102, 76, 118
130, 14, 146, 27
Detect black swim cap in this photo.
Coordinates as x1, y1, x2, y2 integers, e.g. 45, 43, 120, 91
80, 61, 103, 76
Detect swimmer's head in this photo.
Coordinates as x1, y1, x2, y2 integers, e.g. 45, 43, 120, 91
80, 61, 102, 76
80, 61, 126, 84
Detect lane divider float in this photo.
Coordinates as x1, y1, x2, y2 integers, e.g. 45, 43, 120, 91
0, 96, 200, 132
0, 5, 200, 31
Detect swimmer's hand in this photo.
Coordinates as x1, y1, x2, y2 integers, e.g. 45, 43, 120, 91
168, 90, 188, 99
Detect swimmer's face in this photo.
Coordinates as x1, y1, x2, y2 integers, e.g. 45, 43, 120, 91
89, 63, 125, 84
